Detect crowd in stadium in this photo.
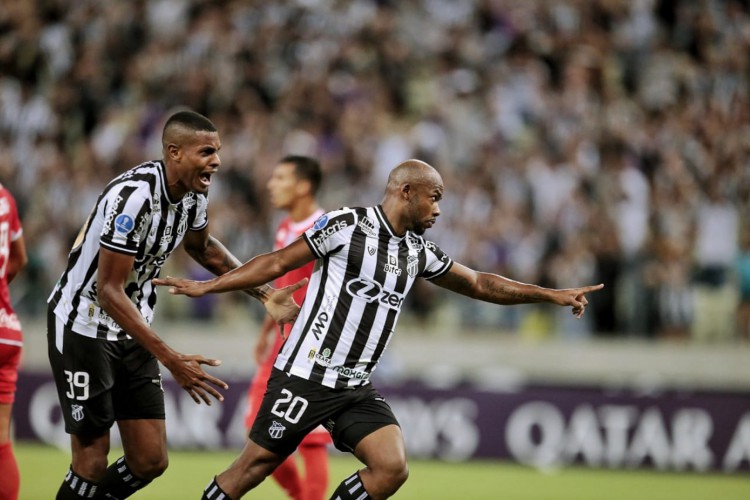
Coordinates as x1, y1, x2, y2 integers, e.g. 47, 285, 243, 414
1, 0, 748, 341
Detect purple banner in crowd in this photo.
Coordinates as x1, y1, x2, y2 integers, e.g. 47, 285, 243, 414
13, 370, 750, 472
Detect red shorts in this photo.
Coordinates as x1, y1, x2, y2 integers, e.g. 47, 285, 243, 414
0, 342, 21, 404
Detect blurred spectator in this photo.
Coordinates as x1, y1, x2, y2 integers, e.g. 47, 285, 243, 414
737, 229, 750, 343
1, 0, 748, 343
691, 178, 740, 342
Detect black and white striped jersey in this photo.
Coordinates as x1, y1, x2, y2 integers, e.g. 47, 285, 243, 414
274, 205, 453, 388
48, 160, 208, 341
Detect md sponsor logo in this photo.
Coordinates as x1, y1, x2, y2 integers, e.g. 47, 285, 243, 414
345, 277, 404, 310
310, 311, 331, 340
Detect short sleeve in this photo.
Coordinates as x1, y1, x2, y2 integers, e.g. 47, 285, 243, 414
189, 193, 208, 231
99, 185, 152, 255
303, 210, 355, 258
421, 240, 453, 280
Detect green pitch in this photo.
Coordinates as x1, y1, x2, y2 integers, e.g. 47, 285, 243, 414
16, 442, 749, 499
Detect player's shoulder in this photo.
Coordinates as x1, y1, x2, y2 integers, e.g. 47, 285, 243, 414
103, 161, 162, 200
0, 184, 15, 218
311, 206, 361, 231
0, 183, 12, 203
112, 160, 162, 182
405, 231, 447, 255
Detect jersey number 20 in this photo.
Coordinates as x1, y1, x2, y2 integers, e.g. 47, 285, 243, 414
270, 389, 308, 424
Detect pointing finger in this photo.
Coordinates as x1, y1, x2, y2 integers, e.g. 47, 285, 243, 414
579, 284, 604, 293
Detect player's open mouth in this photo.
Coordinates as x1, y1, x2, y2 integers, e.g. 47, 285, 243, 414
199, 173, 212, 187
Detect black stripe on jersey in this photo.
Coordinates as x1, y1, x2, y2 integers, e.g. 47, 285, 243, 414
363, 236, 412, 374
336, 208, 392, 386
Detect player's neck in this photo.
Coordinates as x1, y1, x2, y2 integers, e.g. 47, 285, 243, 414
287, 198, 320, 223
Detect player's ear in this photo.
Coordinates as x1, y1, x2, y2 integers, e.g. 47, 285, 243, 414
401, 183, 412, 200
296, 179, 312, 197
166, 143, 181, 161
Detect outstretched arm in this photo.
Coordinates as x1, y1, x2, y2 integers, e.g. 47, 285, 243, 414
155, 237, 316, 298
432, 262, 603, 318
183, 228, 307, 323
183, 228, 274, 302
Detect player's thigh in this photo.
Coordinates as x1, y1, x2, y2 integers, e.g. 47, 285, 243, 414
352, 424, 407, 471
0, 342, 20, 407
112, 340, 165, 421
328, 386, 400, 455
0, 402, 11, 443
47, 313, 117, 435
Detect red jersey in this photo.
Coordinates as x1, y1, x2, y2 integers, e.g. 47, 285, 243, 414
0, 185, 23, 346
273, 209, 324, 337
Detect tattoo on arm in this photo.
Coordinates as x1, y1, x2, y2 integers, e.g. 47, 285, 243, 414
445, 272, 474, 296
471, 273, 546, 304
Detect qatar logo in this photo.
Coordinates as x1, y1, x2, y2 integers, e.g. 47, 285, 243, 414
114, 214, 135, 235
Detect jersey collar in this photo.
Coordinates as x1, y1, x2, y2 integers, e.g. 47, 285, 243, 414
374, 204, 403, 239
158, 160, 182, 205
